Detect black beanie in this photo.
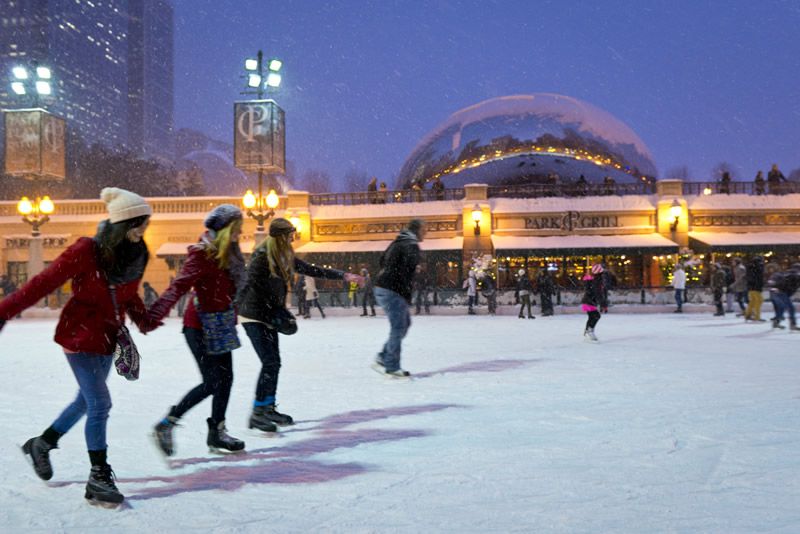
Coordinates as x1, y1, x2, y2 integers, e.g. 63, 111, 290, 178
269, 217, 295, 237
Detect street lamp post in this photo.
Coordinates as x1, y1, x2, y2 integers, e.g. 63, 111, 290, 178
240, 50, 283, 239
17, 196, 55, 305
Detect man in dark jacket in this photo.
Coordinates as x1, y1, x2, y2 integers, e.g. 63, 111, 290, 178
768, 264, 800, 330
744, 256, 765, 322
373, 219, 424, 377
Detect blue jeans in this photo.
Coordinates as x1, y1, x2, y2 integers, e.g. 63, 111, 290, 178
674, 289, 683, 309
53, 353, 113, 451
375, 287, 411, 372
772, 292, 795, 324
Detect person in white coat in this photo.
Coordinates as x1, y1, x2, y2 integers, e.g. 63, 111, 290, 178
673, 263, 687, 313
464, 271, 477, 315
303, 276, 325, 319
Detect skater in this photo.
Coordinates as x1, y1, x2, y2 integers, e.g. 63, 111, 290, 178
0, 188, 155, 506
373, 219, 424, 377
731, 257, 748, 314
672, 263, 686, 312
236, 218, 361, 432
294, 275, 307, 317
710, 263, 727, 316
744, 256, 765, 322
150, 204, 247, 457
768, 264, 800, 330
582, 264, 605, 341
480, 272, 497, 315
515, 269, 534, 318
412, 265, 431, 315
360, 268, 376, 316
536, 268, 555, 316
303, 276, 325, 319
464, 270, 478, 315
142, 281, 159, 308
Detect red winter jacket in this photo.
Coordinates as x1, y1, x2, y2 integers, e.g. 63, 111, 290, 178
0, 237, 157, 354
147, 239, 237, 329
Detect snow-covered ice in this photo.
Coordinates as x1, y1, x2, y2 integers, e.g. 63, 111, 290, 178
0, 312, 798, 533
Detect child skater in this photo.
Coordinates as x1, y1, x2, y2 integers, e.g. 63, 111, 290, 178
582, 264, 605, 341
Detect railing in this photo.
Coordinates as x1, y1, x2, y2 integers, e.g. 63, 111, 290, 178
683, 181, 800, 196
309, 188, 465, 206
487, 182, 656, 198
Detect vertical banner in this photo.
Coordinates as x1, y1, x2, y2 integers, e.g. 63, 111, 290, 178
40, 112, 66, 180
3, 109, 66, 180
233, 100, 286, 174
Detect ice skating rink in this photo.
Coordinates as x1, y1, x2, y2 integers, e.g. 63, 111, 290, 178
0, 313, 797, 533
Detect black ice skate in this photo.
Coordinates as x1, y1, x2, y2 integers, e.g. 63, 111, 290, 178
206, 418, 245, 454
85, 465, 124, 506
262, 404, 294, 426
248, 406, 278, 433
21, 436, 56, 481
152, 415, 180, 457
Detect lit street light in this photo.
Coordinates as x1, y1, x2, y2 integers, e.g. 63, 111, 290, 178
9, 61, 54, 107
242, 188, 280, 241
18, 195, 55, 237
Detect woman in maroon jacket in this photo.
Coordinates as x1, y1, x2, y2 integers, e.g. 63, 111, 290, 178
150, 204, 247, 456
0, 188, 155, 506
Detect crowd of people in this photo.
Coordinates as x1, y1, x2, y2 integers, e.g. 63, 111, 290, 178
672, 256, 799, 329
718, 164, 794, 195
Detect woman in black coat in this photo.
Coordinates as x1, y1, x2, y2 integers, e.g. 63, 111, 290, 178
236, 218, 361, 432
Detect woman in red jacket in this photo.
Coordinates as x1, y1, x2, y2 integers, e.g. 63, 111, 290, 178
0, 188, 155, 506
149, 204, 246, 456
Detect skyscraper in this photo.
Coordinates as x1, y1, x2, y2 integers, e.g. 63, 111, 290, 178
0, 0, 174, 160
127, 0, 174, 161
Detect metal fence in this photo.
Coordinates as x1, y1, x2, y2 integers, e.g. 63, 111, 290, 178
683, 181, 800, 196
487, 182, 656, 198
309, 188, 465, 206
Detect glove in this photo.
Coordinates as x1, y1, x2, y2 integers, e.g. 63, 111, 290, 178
0, 319, 5, 333
270, 308, 298, 335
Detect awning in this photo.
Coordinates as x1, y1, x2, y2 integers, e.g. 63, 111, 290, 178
491, 233, 679, 254
689, 231, 800, 252
294, 237, 463, 254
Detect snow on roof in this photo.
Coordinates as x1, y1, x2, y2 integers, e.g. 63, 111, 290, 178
492, 233, 678, 251
295, 237, 463, 254
310, 200, 463, 220
687, 193, 800, 210
490, 195, 656, 214
689, 231, 800, 246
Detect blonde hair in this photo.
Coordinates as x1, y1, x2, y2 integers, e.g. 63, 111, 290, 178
205, 219, 243, 269
256, 233, 295, 284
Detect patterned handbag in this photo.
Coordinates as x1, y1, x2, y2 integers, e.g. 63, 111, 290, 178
109, 286, 141, 381
194, 295, 241, 355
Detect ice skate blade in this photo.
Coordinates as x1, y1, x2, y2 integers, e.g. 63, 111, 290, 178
85, 493, 124, 508
208, 447, 246, 455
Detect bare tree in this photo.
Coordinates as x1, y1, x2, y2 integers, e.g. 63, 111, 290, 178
343, 168, 369, 192
300, 169, 332, 193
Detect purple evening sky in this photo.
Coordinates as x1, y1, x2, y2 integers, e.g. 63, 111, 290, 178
174, 0, 800, 190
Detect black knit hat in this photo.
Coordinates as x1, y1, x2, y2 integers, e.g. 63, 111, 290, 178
269, 217, 296, 237
406, 218, 424, 238
204, 204, 242, 232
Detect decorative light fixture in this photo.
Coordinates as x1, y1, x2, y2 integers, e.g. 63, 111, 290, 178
669, 199, 681, 232
242, 188, 279, 234
17, 195, 55, 237
702, 186, 713, 196
471, 203, 482, 236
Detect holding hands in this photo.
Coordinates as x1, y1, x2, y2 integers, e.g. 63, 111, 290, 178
344, 272, 365, 287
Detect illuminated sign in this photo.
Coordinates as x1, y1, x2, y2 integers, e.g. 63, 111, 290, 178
233, 100, 285, 174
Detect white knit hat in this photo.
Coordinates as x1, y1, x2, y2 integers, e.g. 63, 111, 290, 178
101, 187, 152, 223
